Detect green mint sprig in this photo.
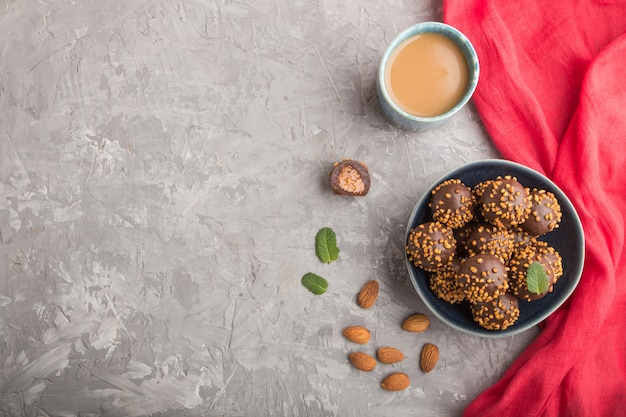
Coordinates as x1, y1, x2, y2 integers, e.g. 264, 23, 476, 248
526, 262, 550, 294
315, 227, 340, 264
301, 272, 329, 295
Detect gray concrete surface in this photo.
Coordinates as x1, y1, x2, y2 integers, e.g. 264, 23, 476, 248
0, 0, 539, 416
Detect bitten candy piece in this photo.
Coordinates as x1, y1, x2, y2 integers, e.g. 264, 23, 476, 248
430, 179, 476, 229
406, 222, 456, 272
329, 160, 371, 196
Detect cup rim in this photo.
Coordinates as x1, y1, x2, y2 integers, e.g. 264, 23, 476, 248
378, 22, 480, 124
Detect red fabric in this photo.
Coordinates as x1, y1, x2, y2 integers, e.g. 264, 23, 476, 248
443, 2, 626, 416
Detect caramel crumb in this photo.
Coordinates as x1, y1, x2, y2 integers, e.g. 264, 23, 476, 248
338, 166, 365, 194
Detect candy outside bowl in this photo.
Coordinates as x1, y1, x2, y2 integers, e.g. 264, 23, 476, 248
405, 159, 585, 337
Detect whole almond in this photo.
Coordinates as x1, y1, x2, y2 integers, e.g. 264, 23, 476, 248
342, 326, 371, 344
380, 372, 410, 391
420, 343, 440, 373
348, 352, 376, 372
357, 280, 379, 309
402, 313, 430, 332
376, 347, 404, 364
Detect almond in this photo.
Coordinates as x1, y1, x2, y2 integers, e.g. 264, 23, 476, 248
376, 347, 404, 364
420, 343, 439, 373
357, 279, 379, 309
348, 352, 376, 372
380, 372, 410, 391
342, 326, 371, 344
402, 313, 430, 332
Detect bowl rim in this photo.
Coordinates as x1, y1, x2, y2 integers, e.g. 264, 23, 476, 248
378, 21, 480, 124
404, 159, 585, 337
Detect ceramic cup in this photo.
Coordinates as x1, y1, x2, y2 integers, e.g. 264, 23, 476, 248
376, 22, 480, 130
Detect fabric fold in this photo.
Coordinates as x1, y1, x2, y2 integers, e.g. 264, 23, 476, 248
443, 1, 626, 416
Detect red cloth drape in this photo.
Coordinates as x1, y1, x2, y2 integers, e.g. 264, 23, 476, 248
443, 1, 626, 416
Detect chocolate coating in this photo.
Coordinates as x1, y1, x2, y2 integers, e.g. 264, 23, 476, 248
329, 160, 370, 196
519, 188, 562, 236
457, 254, 509, 303
430, 179, 476, 229
465, 223, 515, 263
453, 221, 477, 258
538, 244, 563, 283
429, 257, 465, 304
471, 293, 520, 330
473, 179, 494, 200
511, 229, 539, 253
480, 176, 531, 229
508, 245, 557, 302
409, 174, 565, 331
406, 222, 456, 272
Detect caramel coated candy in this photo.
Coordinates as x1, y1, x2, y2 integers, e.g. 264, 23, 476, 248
329, 159, 370, 196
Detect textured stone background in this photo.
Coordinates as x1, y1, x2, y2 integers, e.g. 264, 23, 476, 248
0, 0, 538, 416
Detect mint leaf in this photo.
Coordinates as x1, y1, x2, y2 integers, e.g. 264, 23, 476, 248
315, 227, 339, 264
301, 272, 328, 295
527, 262, 549, 294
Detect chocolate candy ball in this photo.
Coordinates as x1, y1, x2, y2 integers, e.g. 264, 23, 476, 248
453, 221, 477, 258
541, 245, 563, 282
508, 245, 558, 302
465, 223, 515, 263
511, 229, 539, 253
519, 188, 562, 236
457, 254, 509, 303
430, 179, 476, 229
406, 222, 456, 272
329, 159, 370, 196
480, 176, 531, 229
471, 293, 520, 330
472, 179, 494, 202
429, 258, 465, 304
529, 243, 563, 283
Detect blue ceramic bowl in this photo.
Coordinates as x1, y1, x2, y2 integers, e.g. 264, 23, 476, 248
377, 22, 480, 130
405, 159, 585, 337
